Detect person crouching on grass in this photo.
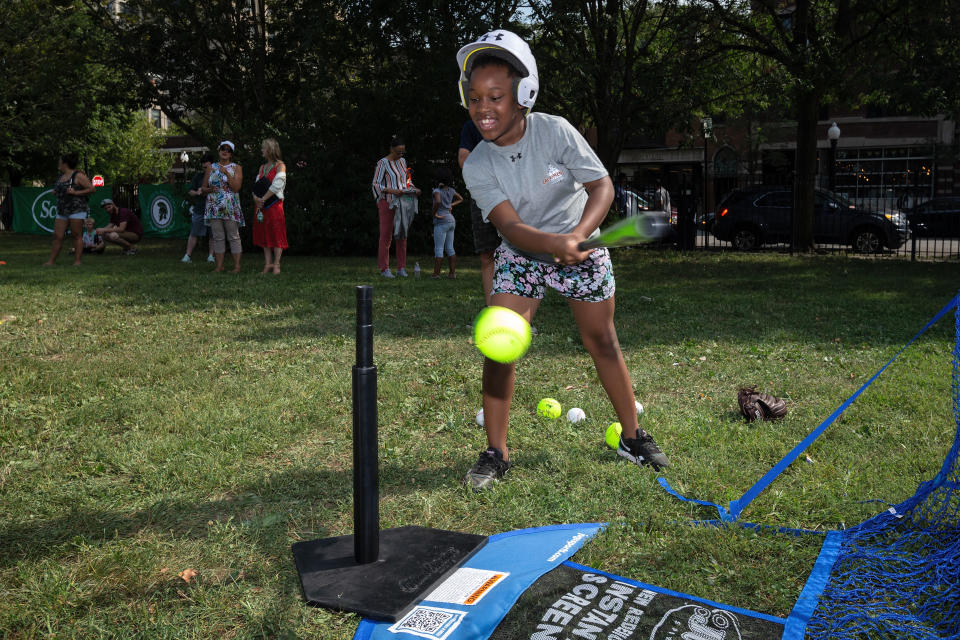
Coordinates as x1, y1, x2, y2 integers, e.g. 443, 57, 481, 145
98, 199, 144, 255
457, 30, 670, 490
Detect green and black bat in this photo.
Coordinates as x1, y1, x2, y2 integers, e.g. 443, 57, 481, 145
577, 212, 671, 251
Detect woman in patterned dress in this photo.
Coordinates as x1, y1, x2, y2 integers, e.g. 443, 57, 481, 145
202, 141, 245, 273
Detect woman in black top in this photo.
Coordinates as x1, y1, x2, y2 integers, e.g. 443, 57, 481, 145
43, 153, 94, 266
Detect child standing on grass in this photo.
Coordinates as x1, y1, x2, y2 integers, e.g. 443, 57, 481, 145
457, 30, 670, 490
431, 168, 464, 278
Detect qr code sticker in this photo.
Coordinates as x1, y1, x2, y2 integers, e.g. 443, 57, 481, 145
388, 606, 465, 639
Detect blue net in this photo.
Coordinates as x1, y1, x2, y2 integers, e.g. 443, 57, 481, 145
802, 300, 960, 639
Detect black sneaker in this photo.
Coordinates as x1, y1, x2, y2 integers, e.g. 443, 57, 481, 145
618, 430, 670, 471
464, 448, 510, 491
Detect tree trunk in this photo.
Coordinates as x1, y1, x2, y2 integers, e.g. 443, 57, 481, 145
792, 89, 820, 252
594, 118, 624, 176
791, 0, 818, 253
253, 0, 266, 116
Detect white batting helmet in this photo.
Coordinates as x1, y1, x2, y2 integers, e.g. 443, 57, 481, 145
456, 29, 539, 112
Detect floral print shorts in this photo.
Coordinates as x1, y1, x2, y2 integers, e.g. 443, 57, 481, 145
492, 244, 616, 302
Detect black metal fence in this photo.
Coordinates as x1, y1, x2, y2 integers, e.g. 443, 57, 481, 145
111, 183, 142, 215
3, 176, 957, 261
0, 186, 11, 231
618, 172, 958, 261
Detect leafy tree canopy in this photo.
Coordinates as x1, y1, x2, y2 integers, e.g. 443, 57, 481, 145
0, 0, 140, 184
10, 0, 957, 253
78, 108, 175, 183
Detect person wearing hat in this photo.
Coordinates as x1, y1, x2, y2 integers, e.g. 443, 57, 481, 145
202, 141, 245, 273
96, 198, 144, 254
457, 29, 670, 491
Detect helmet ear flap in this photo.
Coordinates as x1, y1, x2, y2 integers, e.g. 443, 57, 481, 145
510, 77, 537, 114
515, 77, 538, 112
459, 75, 470, 109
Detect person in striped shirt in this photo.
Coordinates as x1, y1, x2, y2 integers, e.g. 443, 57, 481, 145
371, 136, 420, 277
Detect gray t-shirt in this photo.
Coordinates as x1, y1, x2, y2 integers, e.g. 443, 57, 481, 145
462, 112, 608, 262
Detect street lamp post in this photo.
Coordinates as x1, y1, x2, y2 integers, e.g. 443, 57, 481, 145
827, 122, 841, 193
179, 151, 189, 183
701, 117, 712, 217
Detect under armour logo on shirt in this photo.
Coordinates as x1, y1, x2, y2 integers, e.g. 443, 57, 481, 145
510, 153, 522, 163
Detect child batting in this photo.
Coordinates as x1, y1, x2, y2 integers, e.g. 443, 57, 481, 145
457, 30, 670, 490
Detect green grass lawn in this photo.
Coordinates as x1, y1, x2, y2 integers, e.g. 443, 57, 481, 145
1, 234, 957, 638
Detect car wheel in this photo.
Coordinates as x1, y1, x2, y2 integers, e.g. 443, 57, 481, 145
731, 227, 759, 251
852, 228, 882, 253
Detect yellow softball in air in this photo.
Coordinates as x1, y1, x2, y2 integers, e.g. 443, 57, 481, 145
473, 306, 532, 363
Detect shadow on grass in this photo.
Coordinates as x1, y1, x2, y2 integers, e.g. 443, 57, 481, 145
0, 461, 464, 567
3, 235, 958, 349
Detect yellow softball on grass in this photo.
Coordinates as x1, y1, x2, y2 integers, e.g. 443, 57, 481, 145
536, 398, 562, 419
605, 422, 623, 449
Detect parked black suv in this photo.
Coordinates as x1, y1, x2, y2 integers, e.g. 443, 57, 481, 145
712, 186, 908, 252
905, 197, 960, 238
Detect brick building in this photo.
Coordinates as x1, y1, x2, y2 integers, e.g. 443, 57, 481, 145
616, 114, 957, 214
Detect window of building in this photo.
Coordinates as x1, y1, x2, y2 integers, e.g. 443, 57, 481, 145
714, 148, 738, 177
833, 146, 934, 209
151, 108, 163, 128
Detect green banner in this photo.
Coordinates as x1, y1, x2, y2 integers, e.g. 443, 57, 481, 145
12, 184, 192, 237
137, 184, 191, 238
11, 186, 112, 234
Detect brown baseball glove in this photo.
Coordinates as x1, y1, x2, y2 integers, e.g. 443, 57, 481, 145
738, 386, 787, 422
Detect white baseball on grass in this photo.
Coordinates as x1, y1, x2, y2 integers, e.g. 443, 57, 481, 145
566, 407, 586, 423
636, 401, 644, 415
475, 409, 485, 427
